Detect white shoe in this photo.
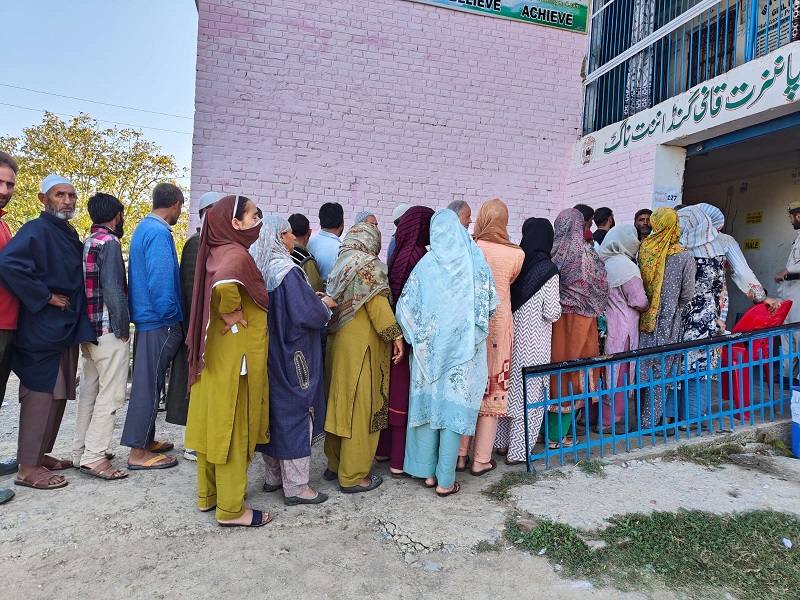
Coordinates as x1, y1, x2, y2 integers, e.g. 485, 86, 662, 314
183, 449, 197, 461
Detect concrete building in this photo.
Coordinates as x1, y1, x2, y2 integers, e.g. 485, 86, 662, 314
191, 1, 800, 323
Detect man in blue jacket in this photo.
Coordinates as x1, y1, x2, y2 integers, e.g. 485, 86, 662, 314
121, 183, 184, 470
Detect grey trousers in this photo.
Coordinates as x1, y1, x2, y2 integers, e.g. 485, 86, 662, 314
120, 324, 183, 450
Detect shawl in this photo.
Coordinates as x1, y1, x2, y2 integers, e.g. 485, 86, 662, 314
387, 205, 434, 303
396, 209, 499, 381
678, 205, 725, 258
473, 198, 521, 250
509, 217, 559, 312
599, 224, 642, 289
638, 207, 683, 333
186, 195, 270, 386
698, 203, 725, 230
551, 208, 609, 317
326, 222, 390, 333
250, 215, 297, 292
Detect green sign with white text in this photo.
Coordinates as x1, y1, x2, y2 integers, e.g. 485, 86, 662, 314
404, 0, 589, 33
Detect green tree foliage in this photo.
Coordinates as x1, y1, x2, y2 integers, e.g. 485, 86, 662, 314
0, 112, 189, 253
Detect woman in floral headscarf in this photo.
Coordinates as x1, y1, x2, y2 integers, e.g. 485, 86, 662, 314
547, 208, 609, 449
323, 222, 405, 494
250, 216, 337, 506
637, 207, 695, 430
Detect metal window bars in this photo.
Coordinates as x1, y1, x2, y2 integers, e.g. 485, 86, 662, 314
521, 322, 800, 472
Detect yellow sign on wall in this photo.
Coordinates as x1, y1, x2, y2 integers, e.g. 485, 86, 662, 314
743, 238, 761, 251
746, 211, 763, 224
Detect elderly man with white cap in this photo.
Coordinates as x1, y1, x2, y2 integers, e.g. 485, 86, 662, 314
386, 203, 411, 264
0, 174, 96, 490
165, 191, 225, 458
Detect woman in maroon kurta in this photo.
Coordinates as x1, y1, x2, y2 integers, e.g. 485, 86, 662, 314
375, 206, 434, 476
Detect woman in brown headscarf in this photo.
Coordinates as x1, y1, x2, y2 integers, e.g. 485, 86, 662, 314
185, 195, 273, 528
457, 199, 524, 476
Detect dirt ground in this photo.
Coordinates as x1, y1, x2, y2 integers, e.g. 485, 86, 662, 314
3, 370, 794, 600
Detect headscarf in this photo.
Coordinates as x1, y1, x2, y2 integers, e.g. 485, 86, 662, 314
396, 209, 499, 381
599, 224, 642, 289
678, 205, 725, 258
326, 222, 390, 332
551, 208, 609, 317
509, 217, 559, 312
473, 199, 521, 250
638, 207, 683, 333
387, 206, 434, 303
355, 210, 375, 223
250, 215, 297, 292
698, 203, 724, 230
186, 195, 270, 386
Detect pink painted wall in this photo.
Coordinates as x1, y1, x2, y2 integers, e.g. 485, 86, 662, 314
566, 145, 659, 226
191, 0, 588, 245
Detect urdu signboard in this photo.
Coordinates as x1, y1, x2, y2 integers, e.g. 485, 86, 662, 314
402, 0, 589, 33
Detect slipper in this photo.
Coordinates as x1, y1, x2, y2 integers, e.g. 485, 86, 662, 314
436, 481, 460, 498
79, 460, 128, 481
340, 474, 383, 494
262, 482, 283, 493
104, 452, 115, 460
548, 436, 574, 450
147, 441, 174, 453
218, 509, 273, 528
0, 488, 14, 504
127, 454, 178, 470
470, 459, 497, 477
284, 491, 329, 506
423, 478, 437, 489
390, 471, 412, 479
199, 505, 216, 513
322, 468, 338, 481
455, 455, 471, 473
42, 455, 73, 471
14, 466, 68, 490
505, 458, 526, 466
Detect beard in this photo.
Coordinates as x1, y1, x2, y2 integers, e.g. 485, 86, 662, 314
45, 204, 74, 220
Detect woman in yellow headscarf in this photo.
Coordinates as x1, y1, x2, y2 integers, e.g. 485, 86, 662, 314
637, 207, 696, 429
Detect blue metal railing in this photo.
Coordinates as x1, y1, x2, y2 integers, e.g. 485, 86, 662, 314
522, 323, 800, 472
583, 0, 799, 135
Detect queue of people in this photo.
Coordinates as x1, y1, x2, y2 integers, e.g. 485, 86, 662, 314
0, 149, 795, 523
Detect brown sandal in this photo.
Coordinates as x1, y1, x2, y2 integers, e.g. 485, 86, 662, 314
15, 466, 68, 489
42, 455, 74, 470
79, 459, 128, 481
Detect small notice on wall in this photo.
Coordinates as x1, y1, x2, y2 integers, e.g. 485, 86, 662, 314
746, 211, 763, 224
743, 238, 761, 251
653, 187, 680, 209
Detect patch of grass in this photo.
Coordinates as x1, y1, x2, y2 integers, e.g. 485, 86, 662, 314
576, 458, 606, 477
756, 431, 795, 458
507, 510, 800, 600
481, 472, 538, 502
473, 540, 502, 553
664, 442, 746, 467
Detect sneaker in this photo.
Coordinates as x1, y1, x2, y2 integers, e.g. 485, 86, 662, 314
183, 449, 197, 461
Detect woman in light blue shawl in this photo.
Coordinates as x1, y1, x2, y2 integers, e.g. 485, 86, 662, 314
250, 216, 297, 291
396, 209, 499, 497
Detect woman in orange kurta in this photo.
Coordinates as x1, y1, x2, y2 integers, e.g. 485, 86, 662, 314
457, 199, 524, 476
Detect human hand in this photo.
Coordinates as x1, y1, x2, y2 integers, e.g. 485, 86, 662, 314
775, 269, 789, 283
220, 309, 248, 335
321, 295, 337, 310
392, 337, 404, 364
716, 318, 726, 335
762, 297, 780, 313
48, 293, 70, 310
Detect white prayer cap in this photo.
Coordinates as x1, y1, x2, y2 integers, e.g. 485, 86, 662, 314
40, 174, 73, 194
198, 191, 225, 211
392, 203, 411, 223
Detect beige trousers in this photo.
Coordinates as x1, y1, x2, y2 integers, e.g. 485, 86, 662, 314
73, 334, 130, 467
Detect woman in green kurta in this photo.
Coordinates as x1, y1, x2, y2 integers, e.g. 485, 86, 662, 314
185, 195, 273, 528
324, 223, 404, 493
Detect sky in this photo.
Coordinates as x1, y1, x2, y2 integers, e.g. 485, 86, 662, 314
0, 1, 198, 186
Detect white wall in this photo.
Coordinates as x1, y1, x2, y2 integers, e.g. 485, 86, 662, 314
685, 152, 800, 325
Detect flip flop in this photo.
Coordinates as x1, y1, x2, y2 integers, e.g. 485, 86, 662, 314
14, 466, 68, 489
423, 478, 437, 489
436, 481, 460, 498
455, 455, 471, 473
218, 509, 273, 528
469, 459, 497, 477
147, 441, 174, 453
548, 436, 575, 450
127, 454, 178, 470
340, 474, 383, 494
